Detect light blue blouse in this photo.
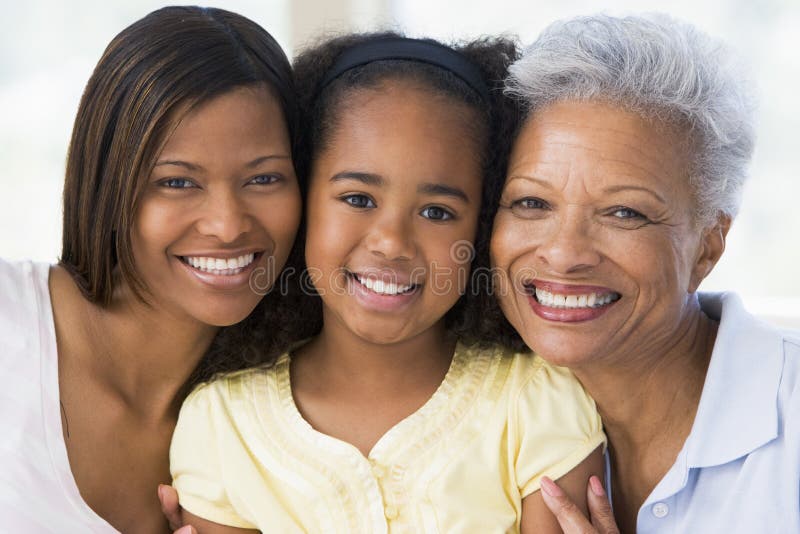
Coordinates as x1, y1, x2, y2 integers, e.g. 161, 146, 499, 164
613, 292, 800, 532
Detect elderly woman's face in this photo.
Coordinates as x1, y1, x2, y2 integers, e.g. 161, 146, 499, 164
491, 100, 725, 368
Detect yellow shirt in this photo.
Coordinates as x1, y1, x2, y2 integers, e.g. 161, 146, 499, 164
170, 343, 605, 533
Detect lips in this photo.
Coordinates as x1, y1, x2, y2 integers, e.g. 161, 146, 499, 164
524, 280, 621, 322
176, 250, 265, 289
345, 269, 422, 312
179, 252, 259, 275
350, 271, 418, 296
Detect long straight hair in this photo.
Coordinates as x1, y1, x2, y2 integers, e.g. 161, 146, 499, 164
60, 6, 298, 306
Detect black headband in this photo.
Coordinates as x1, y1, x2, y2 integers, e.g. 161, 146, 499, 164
319, 37, 490, 103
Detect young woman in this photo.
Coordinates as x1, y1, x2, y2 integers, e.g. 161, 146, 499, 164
170, 32, 605, 533
0, 7, 302, 533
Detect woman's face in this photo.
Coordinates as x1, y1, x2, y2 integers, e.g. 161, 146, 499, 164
305, 81, 482, 345
491, 100, 726, 369
131, 85, 301, 327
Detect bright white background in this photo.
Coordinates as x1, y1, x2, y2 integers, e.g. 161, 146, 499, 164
1, 0, 798, 326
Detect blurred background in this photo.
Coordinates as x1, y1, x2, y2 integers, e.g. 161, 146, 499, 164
1, 0, 798, 326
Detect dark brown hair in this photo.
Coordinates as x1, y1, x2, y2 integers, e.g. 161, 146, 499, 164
59, 6, 297, 306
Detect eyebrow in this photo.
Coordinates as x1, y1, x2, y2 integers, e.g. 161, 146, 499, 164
418, 183, 469, 203
506, 174, 554, 189
330, 171, 383, 186
330, 173, 470, 203
507, 175, 666, 205
154, 154, 290, 172
603, 184, 667, 205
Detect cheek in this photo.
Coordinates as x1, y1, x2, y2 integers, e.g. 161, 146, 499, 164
132, 201, 181, 259
304, 208, 358, 273
260, 191, 302, 246
490, 215, 532, 272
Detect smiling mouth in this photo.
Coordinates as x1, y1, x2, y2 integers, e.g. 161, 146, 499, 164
525, 283, 621, 309
348, 271, 420, 296
178, 252, 261, 276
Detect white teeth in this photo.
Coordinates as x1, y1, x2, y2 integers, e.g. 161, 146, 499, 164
533, 287, 619, 309
355, 274, 413, 296
183, 253, 255, 275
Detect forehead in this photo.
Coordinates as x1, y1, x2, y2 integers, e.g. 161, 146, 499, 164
314, 82, 483, 187
509, 100, 689, 192
159, 85, 286, 154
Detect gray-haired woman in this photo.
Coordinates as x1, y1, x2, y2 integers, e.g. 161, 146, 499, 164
490, 14, 800, 533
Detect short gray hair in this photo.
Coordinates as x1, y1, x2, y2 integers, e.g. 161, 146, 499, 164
505, 14, 756, 225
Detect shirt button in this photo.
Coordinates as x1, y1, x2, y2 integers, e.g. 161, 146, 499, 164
370, 461, 386, 479
384, 505, 399, 520
652, 502, 669, 518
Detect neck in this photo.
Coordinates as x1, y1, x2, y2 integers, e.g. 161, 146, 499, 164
574, 298, 717, 454
79, 281, 218, 418
298, 312, 455, 397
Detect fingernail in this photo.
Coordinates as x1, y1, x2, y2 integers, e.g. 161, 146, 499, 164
541, 476, 564, 498
590, 475, 606, 497
157, 484, 164, 501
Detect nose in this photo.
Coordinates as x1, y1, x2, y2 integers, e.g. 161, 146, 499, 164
536, 207, 601, 275
364, 210, 416, 261
195, 189, 252, 243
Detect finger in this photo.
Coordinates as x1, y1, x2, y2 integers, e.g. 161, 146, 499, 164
174, 526, 197, 534
158, 484, 184, 531
540, 476, 597, 534
586, 476, 621, 534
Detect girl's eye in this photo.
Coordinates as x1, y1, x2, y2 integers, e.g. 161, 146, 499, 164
420, 206, 454, 221
160, 178, 197, 189
340, 194, 375, 209
248, 174, 281, 185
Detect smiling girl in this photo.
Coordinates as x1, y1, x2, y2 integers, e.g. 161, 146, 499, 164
170, 32, 605, 533
0, 7, 301, 533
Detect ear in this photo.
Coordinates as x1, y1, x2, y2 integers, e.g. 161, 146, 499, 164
688, 214, 731, 293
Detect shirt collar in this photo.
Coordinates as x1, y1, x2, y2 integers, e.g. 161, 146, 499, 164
684, 292, 785, 468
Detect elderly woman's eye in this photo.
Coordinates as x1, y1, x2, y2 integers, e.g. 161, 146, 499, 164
507, 197, 550, 219
610, 206, 646, 219
512, 197, 548, 210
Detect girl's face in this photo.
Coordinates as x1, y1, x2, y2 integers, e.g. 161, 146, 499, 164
131, 85, 301, 327
305, 81, 483, 344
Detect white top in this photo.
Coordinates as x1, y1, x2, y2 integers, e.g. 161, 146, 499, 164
0, 259, 118, 533
632, 292, 800, 532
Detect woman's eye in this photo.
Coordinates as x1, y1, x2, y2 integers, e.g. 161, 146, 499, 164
420, 206, 454, 221
340, 194, 375, 209
159, 178, 197, 189
249, 174, 280, 185
610, 206, 646, 220
513, 197, 547, 210
506, 197, 549, 219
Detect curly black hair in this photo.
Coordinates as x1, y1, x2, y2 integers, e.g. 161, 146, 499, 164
292, 31, 525, 349
188, 31, 526, 388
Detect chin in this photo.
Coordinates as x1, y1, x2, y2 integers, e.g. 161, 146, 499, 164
192, 302, 261, 327
350, 323, 415, 346
519, 332, 596, 368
